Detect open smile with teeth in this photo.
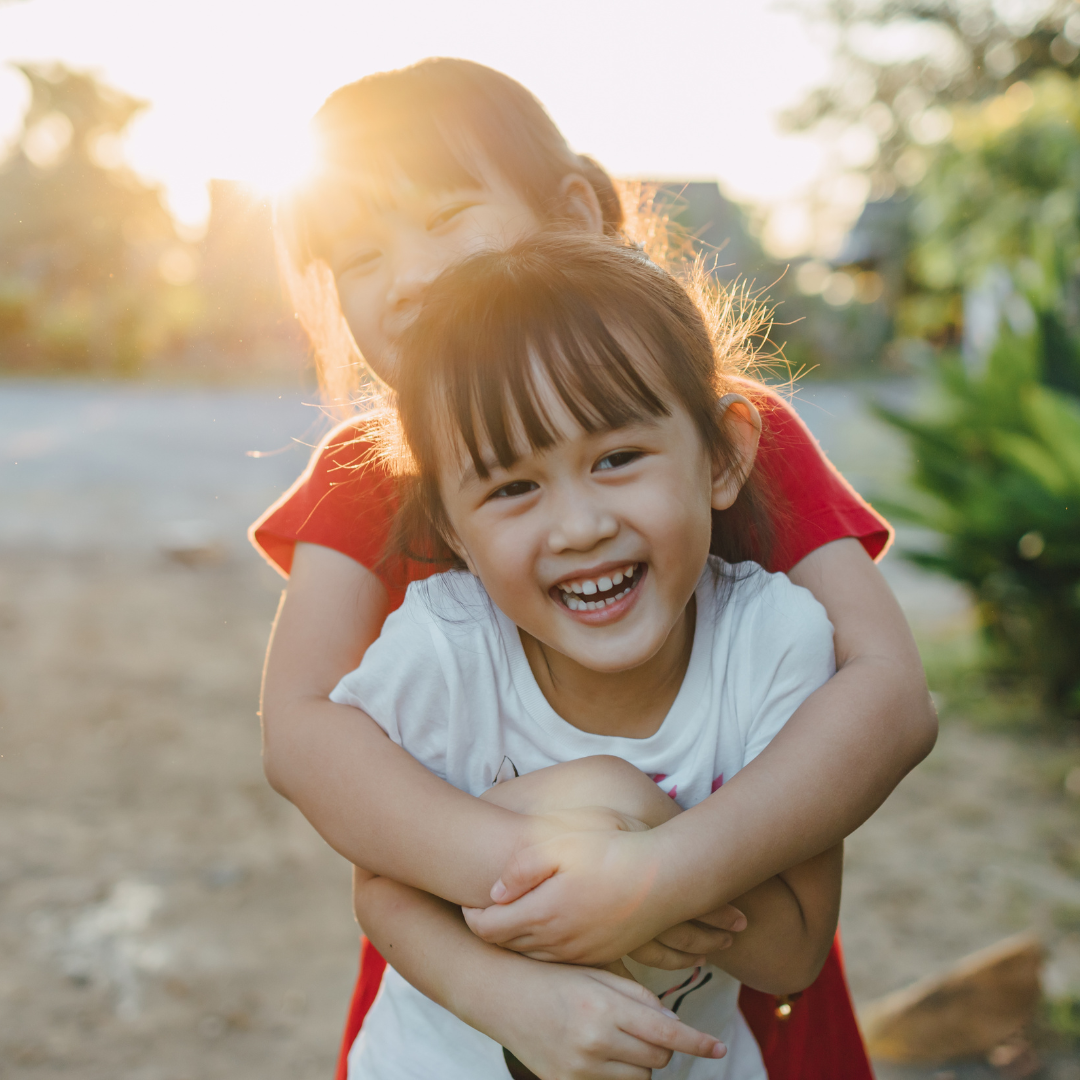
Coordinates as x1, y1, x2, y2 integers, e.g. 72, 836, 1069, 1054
555, 563, 642, 612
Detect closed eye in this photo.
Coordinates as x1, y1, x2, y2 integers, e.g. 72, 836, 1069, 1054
428, 202, 479, 231
594, 450, 643, 472
487, 479, 538, 501
336, 247, 381, 276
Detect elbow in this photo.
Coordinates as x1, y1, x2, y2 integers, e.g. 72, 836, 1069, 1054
260, 705, 294, 800
903, 686, 939, 770
747, 942, 832, 998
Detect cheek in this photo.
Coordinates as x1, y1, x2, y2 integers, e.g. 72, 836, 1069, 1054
458, 518, 535, 592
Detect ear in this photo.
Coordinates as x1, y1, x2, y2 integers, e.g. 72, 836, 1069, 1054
711, 394, 761, 511
558, 173, 605, 235
441, 525, 479, 576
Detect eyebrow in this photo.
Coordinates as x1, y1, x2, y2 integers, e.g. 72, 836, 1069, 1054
454, 414, 666, 493
457, 455, 503, 492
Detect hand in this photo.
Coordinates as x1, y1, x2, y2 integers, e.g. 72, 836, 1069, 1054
465, 829, 681, 965
493, 962, 726, 1080
627, 904, 747, 969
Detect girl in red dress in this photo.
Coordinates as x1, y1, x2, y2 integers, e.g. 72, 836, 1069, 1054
252, 57, 936, 1079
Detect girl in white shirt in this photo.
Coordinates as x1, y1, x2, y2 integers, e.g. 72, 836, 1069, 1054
330, 232, 843, 1080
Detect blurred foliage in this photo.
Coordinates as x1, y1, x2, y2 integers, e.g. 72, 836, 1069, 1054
788, 0, 1080, 199
872, 67, 1080, 713
877, 327, 1080, 712
903, 70, 1080, 377
0, 64, 302, 378
0, 63, 200, 373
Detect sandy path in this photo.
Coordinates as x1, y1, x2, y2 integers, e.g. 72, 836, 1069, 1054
3, 379, 1079, 1077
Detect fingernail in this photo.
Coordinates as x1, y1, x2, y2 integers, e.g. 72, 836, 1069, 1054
490, 880, 507, 902
733, 915, 747, 931
712, 1041, 727, 1058
661, 1008, 678, 1019
718, 935, 733, 949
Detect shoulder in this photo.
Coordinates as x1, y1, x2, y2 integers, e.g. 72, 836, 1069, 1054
704, 557, 834, 652
388, 571, 503, 662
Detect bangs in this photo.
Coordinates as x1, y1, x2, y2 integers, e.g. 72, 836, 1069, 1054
431, 294, 673, 481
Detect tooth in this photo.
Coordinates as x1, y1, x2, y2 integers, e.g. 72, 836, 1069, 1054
569, 598, 582, 610
586, 601, 597, 610
625, 565, 635, 577
558, 583, 571, 593
582, 580, 598, 595
598, 576, 612, 592
612, 572, 623, 586
571, 582, 583, 594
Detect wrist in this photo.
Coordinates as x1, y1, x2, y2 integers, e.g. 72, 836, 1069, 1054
642, 813, 733, 925
447, 938, 535, 1042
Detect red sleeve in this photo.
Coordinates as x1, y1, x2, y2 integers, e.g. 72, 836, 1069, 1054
247, 419, 442, 610
250, 393, 892, 599
754, 388, 892, 573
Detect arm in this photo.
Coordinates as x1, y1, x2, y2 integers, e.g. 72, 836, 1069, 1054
261, 542, 531, 906
351, 868, 726, 1079
468, 539, 935, 962
707, 845, 842, 996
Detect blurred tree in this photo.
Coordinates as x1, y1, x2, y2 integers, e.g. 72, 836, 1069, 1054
0, 63, 201, 372
903, 71, 1080, 385
787, 0, 1080, 198
875, 73, 1080, 712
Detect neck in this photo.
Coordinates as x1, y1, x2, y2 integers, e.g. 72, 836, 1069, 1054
519, 597, 696, 739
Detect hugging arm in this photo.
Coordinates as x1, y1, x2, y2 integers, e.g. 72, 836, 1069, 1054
468, 540, 934, 963
261, 542, 536, 906
351, 866, 726, 1078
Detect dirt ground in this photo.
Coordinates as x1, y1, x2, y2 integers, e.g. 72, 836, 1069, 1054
3, 380, 1080, 1078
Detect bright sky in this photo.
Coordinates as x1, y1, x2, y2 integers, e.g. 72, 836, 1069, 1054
0, 0, 844, 254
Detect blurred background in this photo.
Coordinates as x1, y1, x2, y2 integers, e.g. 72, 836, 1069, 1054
2, 1, 1080, 1077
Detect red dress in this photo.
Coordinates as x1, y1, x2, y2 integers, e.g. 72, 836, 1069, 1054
251, 391, 887, 1080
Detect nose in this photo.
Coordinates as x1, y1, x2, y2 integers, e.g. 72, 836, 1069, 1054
546, 483, 619, 554
385, 237, 443, 330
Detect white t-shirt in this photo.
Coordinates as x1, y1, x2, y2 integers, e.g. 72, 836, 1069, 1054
331, 557, 835, 1080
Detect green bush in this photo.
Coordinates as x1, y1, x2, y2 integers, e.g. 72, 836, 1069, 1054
877, 325, 1080, 712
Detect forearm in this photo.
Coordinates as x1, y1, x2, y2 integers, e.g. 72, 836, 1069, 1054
354, 872, 530, 1041
704, 846, 842, 996
650, 539, 935, 924
261, 543, 550, 907
266, 695, 535, 906
656, 652, 928, 919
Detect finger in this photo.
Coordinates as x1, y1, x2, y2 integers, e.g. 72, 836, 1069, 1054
654, 921, 733, 955
600, 1030, 675, 1072
626, 940, 706, 970
491, 843, 559, 903
459, 900, 547, 949
694, 904, 748, 933
619, 1006, 727, 1061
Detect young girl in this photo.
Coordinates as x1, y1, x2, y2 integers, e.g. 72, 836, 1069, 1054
331, 232, 844, 1079
252, 58, 935, 1077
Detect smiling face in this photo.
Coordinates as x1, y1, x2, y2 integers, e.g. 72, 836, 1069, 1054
322, 174, 544, 386
438, 370, 735, 678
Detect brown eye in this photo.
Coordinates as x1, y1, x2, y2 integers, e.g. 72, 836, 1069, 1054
489, 480, 538, 500
595, 450, 641, 472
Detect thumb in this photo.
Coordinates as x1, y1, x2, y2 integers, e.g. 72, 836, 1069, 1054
491, 842, 559, 903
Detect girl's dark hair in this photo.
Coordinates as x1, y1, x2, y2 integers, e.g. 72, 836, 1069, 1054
382, 232, 774, 569
276, 58, 629, 409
